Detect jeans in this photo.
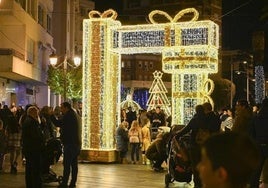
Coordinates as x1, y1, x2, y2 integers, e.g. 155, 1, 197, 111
130, 143, 140, 162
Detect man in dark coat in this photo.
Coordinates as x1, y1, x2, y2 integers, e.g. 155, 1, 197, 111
126, 107, 137, 129
202, 102, 221, 134
150, 106, 166, 140
250, 98, 268, 187
51, 102, 81, 188
22, 106, 45, 188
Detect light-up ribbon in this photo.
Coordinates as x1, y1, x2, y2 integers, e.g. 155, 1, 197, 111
172, 78, 214, 106
88, 9, 117, 20
148, 8, 199, 24
202, 78, 215, 108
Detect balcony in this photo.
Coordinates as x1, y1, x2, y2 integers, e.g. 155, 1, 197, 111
0, 48, 46, 85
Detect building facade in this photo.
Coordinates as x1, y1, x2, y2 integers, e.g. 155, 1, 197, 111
0, 0, 95, 108
0, 0, 54, 108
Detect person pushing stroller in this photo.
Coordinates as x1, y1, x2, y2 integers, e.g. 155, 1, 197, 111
175, 103, 221, 188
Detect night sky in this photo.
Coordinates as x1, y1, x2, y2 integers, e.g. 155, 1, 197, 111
222, 0, 268, 50
92, 0, 268, 52
92, 0, 122, 13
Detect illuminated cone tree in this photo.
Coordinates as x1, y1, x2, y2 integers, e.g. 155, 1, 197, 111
147, 71, 171, 117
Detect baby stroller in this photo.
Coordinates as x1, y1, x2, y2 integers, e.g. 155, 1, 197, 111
42, 137, 63, 184
165, 134, 192, 188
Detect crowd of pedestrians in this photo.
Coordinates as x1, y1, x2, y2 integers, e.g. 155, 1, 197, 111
117, 97, 268, 188
0, 101, 81, 188
175, 98, 268, 188
116, 106, 169, 166
0, 97, 268, 188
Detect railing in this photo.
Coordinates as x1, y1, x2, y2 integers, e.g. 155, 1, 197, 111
0, 48, 25, 60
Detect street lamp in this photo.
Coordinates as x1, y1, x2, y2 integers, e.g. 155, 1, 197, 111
49, 52, 81, 101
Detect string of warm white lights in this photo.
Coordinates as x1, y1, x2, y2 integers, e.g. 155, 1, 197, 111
147, 71, 171, 117
255, 65, 265, 104
82, 8, 218, 152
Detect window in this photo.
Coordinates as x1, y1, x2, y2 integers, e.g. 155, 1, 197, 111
27, 38, 35, 64
138, 61, 142, 69
27, 0, 36, 19
15, 0, 26, 10
149, 62, 154, 69
80, 7, 86, 16
144, 61, 148, 70
47, 15, 52, 33
38, 5, 43, 26
127, 61, 131, 68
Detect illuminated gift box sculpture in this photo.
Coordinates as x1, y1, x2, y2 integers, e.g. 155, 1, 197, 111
81, 8, 219, 162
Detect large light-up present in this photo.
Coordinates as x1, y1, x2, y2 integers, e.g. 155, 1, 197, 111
81, 8, 219, 162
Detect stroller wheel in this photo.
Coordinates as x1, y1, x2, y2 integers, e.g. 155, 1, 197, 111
57, 176, 63, 184
165, 173, 171, 188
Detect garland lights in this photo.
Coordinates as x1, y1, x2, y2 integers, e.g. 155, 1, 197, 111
82, 9, 219, 153
147, 71, 171, 117
255, 65, 265, 104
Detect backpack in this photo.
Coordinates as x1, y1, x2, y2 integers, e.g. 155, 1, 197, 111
195, 128, 211, 145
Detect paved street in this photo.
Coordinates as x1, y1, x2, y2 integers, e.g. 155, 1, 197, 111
0, 155, 194, 188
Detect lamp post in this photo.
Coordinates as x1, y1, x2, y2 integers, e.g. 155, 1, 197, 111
49, 52, 81, 101
230, 62, 234, 107
243, 61, 250, 102
236, 70, 249, 102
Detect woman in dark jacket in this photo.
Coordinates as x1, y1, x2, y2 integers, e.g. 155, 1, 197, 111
115, 121, 129, 163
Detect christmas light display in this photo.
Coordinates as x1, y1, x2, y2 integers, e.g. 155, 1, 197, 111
255, 65, 265, 104
82, 9, 121, 162
120, 94, 141, 112
82, 8, 218, 161
133, 89, 149, 109
147, 71, 171, 117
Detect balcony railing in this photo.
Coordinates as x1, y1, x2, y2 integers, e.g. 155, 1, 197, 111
0, 48, 24, 60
